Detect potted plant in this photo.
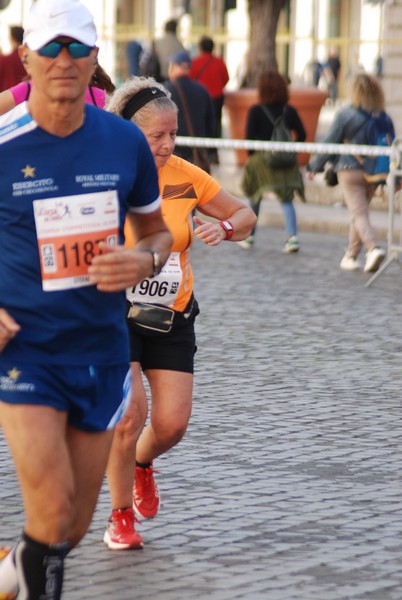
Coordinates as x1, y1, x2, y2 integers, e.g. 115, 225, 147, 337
224, 0, 328, 165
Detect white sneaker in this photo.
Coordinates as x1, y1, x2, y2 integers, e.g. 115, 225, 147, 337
364, 247, 386, 273
237, 236, 254, 250
340, 254, 361, 271
283, 236, 300, 253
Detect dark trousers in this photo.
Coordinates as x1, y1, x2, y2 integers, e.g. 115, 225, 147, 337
210, 95, 224, 163
212, 96, 224, 139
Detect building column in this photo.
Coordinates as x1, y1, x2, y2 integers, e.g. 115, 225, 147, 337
382, 0, 402, 130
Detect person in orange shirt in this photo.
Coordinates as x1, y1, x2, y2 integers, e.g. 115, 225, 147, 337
190, 36, 229, 164
103, 77, 256, 550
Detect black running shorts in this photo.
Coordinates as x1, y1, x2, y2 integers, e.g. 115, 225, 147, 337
127, 296, 199, 374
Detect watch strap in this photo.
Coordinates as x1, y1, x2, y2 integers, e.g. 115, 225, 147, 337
218, 220, 234, 240
143, 249, 162, 277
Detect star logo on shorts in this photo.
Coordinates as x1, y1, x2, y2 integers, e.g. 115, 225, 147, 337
7, 367, 21, 382
21, 164, 36, 178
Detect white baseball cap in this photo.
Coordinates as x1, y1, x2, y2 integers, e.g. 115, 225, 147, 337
23, 0, 97, 51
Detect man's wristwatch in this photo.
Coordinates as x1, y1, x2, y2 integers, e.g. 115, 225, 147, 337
218, 220, 234, 240
143, 249, 163, 277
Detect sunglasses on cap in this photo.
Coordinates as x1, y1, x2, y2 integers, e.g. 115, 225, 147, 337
38, 41, 95, 59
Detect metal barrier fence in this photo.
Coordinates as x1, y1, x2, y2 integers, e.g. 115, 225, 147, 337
176, 135, 402, 287
176, 136, 397, 160
364, 137, 402, 287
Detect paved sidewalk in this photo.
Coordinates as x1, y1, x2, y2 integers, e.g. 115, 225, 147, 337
1, 226, 402, 599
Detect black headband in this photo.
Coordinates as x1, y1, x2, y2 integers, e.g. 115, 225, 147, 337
122, 87, 168, 120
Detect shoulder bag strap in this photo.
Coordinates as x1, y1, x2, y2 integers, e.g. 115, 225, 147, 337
259, 104, 275, 125
174, 80, 195, 136
193, 56, 213, 81
173, 81, 209, 169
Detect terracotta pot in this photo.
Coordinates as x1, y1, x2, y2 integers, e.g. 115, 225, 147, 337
224, 87, 328, 166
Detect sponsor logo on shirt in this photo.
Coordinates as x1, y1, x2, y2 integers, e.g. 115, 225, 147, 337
12, 164, 58, 197
75, 173, 121, 188
0, 368, 36, 393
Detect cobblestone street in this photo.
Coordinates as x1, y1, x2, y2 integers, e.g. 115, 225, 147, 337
1, 227, 402, 599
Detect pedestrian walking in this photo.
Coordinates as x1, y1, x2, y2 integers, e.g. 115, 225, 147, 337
153, 19, 185, 82
324, 46, 341, 103
0, 1, 172, 598
103, 76, 256, 549
165, 50, 215, 170
126, 40, 143, 76
239, 69, 306, 253
307, 73, 392, 273
190, 35, 229, 164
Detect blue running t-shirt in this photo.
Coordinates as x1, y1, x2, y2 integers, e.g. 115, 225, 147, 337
0, 103, 160, 365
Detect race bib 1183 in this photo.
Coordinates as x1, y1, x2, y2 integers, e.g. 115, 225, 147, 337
33, 190, 119, 291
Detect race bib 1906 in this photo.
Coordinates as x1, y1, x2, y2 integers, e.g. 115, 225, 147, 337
33, 190, 119, 291
126, 252, 182, 306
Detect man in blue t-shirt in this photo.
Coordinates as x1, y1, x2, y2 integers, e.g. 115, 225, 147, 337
0, 1, 172, 598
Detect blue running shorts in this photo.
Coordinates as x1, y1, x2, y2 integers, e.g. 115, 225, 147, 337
0, 361, 131, 432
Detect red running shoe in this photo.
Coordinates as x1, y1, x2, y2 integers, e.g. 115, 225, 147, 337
133, 463, 161, 519
0, 593, 17, 600
103, 508, 143, 550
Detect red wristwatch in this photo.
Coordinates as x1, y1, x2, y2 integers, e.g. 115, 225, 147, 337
218, 220, 234, 240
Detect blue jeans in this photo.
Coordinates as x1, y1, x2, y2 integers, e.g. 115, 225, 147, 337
250, 199, 297, 238
281, 201, 297, 238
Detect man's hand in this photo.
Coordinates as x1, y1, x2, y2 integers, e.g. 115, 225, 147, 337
0, 309, 21, 352
88, 242, 152, 292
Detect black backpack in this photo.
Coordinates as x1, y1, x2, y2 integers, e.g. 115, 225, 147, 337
260, 105, 297, 169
